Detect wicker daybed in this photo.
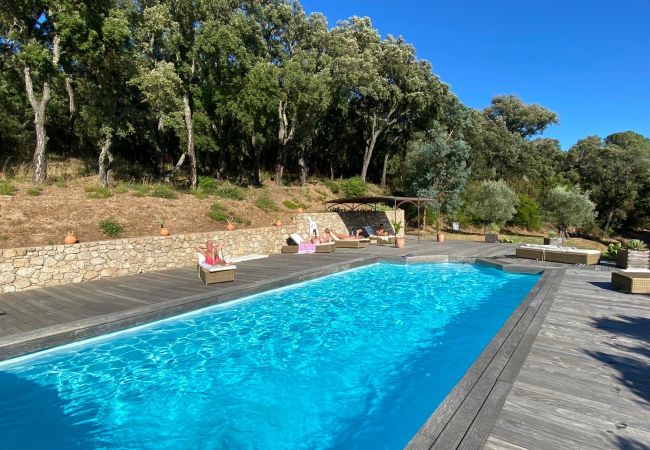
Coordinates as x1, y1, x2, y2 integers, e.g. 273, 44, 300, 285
281, 233, 336, 253
611, 271, 650, 294
516, 244, 601, 265
331, 234, 369, 249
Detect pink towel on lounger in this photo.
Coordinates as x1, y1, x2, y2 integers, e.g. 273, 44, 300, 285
298, 242, 316, 254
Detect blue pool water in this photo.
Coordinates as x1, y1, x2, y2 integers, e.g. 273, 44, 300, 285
0, 262, 538, 449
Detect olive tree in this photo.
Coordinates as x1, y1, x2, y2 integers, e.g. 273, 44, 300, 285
543, 185, 596, 236
471, 180, 519, 230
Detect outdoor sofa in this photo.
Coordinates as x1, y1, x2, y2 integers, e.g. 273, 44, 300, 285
196, 252, 237, 285
516, 244, 601, 265
611, 271, 650, 294
281, 233, 336, 253
330, 234, 369, 249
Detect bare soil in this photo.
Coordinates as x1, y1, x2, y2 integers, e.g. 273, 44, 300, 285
0, 176, 380, 249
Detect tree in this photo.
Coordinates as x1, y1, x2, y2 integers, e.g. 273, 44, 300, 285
543, 185, 596, 236
565, 134, 650, 234
485, 95, 558, 138
402, 124, 469, 222
2, 2, 63, 183
471, 180, 519, 228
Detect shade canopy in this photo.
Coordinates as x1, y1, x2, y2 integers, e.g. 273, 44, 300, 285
325, 196, 437, 211
325, 196, 438, 243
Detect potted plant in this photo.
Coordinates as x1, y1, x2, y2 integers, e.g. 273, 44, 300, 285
274, 218, 283, 227
225, 219, 235, 231
485, 223, 500, 243
435, 211, 445, 243
544, 230, 563, 246
159, 218, 170, 236
64, 231, 77, 245
616, 239, 649, 269
392, 220, 405, 248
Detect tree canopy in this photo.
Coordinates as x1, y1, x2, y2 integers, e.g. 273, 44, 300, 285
0, 0, 648, 233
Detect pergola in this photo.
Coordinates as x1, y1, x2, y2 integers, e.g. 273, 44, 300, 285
325, 196, 438, 243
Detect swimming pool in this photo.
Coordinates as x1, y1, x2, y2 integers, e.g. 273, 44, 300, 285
0, 262, 539, 449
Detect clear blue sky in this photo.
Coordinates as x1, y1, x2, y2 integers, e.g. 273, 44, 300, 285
299, 0, 650, 149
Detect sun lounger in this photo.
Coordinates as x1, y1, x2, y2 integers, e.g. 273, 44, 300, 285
331, 234, 369, 249
362, 226, 396, 245
196, 252, 236, 284
611, 270, 650, 294
281, 233, 336, 253
516, 244, 600, 265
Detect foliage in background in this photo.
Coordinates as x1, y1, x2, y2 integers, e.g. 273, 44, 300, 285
99, 218, 124, 237
255, 194, 279, 212
470, 180, 519, 228
510, 193, 542, 231
339, 177, 368, 197
0, 182, 17, 196
542, 185, 596, 235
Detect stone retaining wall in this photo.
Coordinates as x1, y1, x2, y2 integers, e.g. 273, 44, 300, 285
0, 225, 297, 294
0, 210, 404, 294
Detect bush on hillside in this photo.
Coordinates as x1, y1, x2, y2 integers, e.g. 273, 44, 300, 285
340, 177, 367, 197
255, 194, 279, 212
510, 193, 542, 231
471, 180, 519, 228
543, 185, 596, 235
99, 218, 124, 237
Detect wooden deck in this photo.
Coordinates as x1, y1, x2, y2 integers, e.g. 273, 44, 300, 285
1, 239, 649, 449
485, 269, 650, 450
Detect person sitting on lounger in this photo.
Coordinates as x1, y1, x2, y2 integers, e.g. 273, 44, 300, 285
375, 224, 389, 236
311, 228, 333, 244
195, 240, 229, 265
331, 228, 363, 240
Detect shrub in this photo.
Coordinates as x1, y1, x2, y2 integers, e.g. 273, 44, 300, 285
198, 176, 218, 192
543, 185, 596, 234
216, 185, 244, 201
131, 183, 150, 197
99, 218, 124, 237
191, 188, 209, 199
625, 239, 648, 251
0, 181, 17, 196
207, 202, 229, 222
324, 180, 340, 194
85, 185, 113, 199
26, 186, 43, 196
605, 242, 622, 260
471, 180, 519, 227
148, 185, 177, 199
255, 194, 279, 212
114, 182, 130, 194
510, 194, 542, 231
207, 202, 248, 224
283, 199, 307, 210
340, 177, 367, 197
54, 177, 68, 188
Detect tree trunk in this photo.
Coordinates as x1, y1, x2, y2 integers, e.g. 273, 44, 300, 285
603, 210, 614, 237
298, 144, 307, 186
361, 113, 381, 182
330, 163, 334, 181
64, 76, 76, 154
32, 105, 48, 184
251, 132, 261, 186
23, 35, 60, 184
276, 100, 294, 183
381, 152, 389, 187
98, 134, 114, 187
183, 92, 197, 188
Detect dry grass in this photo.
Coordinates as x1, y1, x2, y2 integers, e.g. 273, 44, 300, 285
0, 176, 341, 248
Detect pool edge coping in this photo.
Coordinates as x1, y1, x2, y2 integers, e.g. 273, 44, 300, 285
405, 265, 564, 449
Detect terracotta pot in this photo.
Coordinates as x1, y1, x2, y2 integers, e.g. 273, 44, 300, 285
64, 232, 77, 245
395, 237, 406, 248
159, 227, 170, 237
226, 222, 235, 231
275, 220, 283, 227
437, 231, 445, 243
297, 208, 304, 214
